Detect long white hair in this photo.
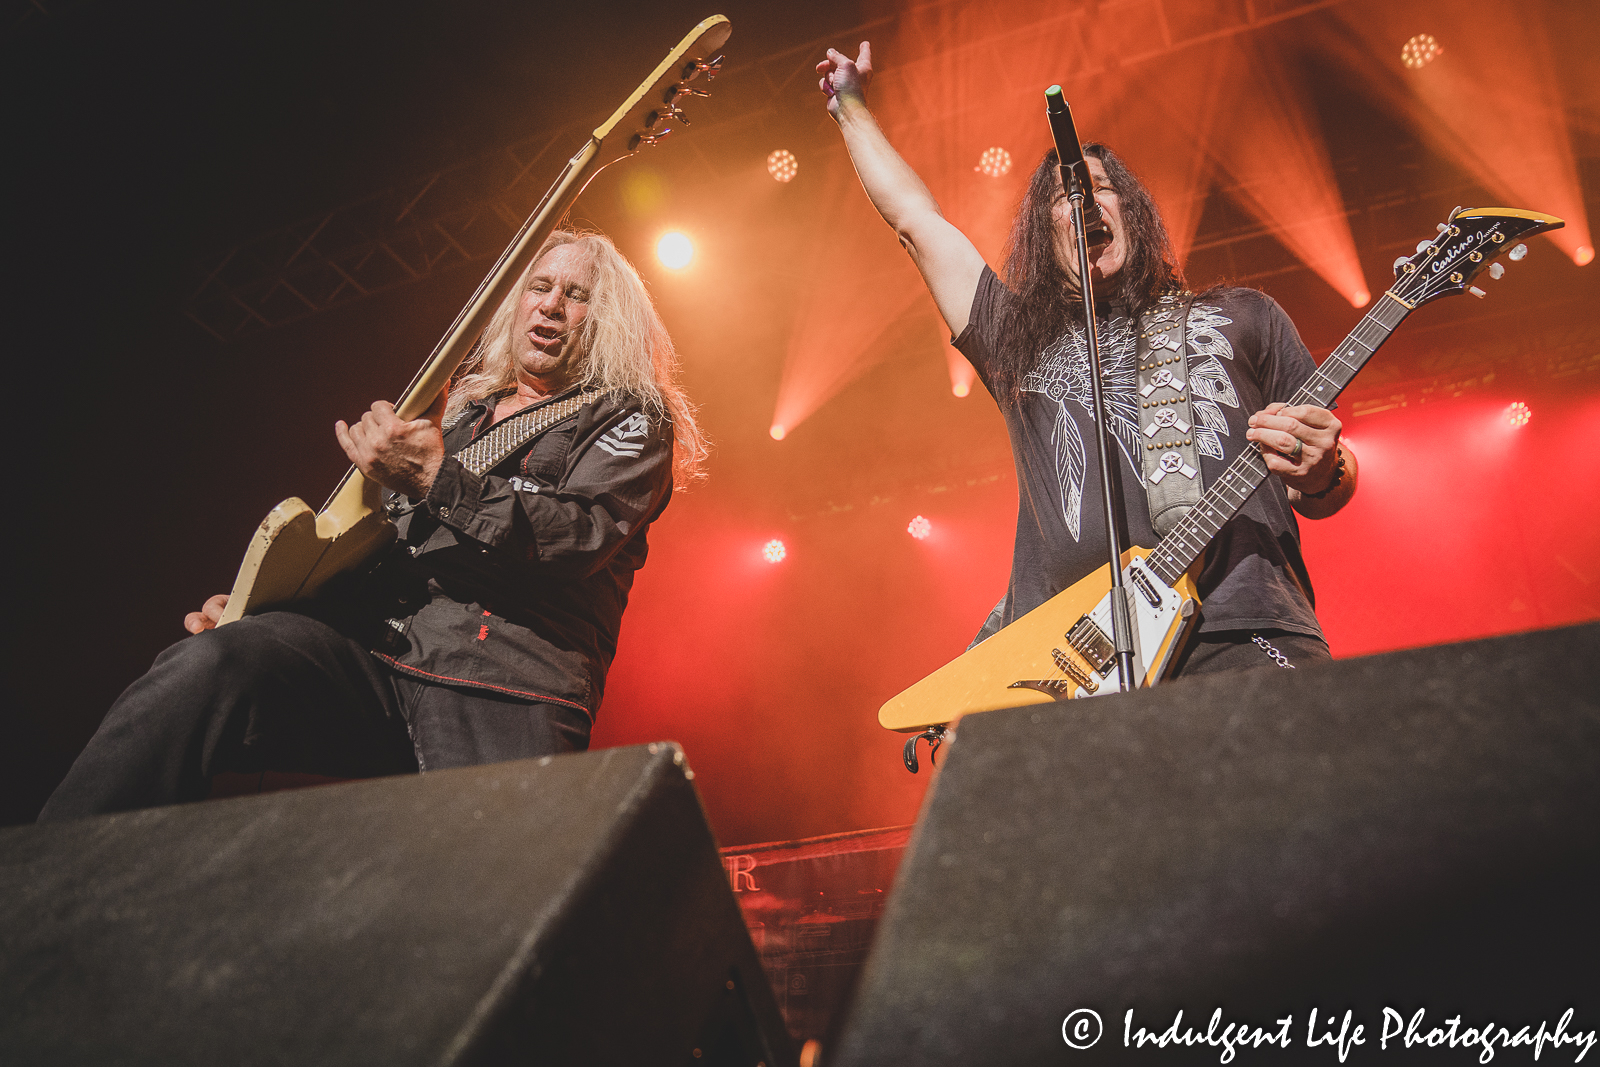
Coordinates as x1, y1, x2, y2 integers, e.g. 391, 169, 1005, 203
448, 230, 707, 487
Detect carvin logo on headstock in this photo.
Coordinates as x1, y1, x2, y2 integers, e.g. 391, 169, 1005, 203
1430, 224, 1499, 274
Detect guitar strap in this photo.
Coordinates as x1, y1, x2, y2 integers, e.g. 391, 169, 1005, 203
450, 388, 605, 477
368, 388, 602, 622
1136, 293, 1202, 537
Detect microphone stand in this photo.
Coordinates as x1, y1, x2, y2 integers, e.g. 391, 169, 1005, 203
1047, 86, 1135, 691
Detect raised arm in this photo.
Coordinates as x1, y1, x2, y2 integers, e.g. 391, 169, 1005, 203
819, 43, 987, 335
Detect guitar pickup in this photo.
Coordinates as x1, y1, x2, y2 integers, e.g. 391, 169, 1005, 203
1128, 565, 1162, 608
1066, 616, 1116, 674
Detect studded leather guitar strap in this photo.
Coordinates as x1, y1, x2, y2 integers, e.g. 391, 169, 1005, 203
1136, 294, 1202, 537
451, 389, 603, 477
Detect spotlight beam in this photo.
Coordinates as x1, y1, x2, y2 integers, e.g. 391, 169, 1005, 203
1327, 0, 1593, 266
1208, 39, 1370, 306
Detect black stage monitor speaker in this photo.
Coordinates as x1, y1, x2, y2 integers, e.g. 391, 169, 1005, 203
0, 742, 795, 1067
829, 623, 1600, 1066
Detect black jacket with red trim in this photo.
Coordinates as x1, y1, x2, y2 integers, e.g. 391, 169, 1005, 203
366, 388, 674, 718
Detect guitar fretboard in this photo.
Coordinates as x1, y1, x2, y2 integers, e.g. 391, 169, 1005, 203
1145, 291, 1411, 587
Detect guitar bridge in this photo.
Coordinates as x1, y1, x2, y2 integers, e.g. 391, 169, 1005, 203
1002, 643, 1101, 700
1051, 647, 1099, 693
1066, 615, 1116, 674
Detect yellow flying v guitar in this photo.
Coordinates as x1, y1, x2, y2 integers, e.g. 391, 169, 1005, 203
217, 16, 732, 626
881, 205, 1565, 736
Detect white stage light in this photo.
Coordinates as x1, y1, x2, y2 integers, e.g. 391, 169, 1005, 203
657, 232, 694, 270
767, 149, 798, 183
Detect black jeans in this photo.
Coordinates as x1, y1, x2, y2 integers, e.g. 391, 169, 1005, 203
39, 610, 591, 822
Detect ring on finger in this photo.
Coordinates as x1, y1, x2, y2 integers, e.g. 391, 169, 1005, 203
1286, 436, 1303, 462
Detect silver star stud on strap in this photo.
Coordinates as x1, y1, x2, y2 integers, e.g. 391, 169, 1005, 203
1144, 407, 1192, 436
1140, 368, 1186, 397
1148, 451, 1198, 484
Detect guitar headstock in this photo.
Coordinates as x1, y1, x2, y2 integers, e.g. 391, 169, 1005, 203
1390, 206, 1564, 308
591, 15, 732, 167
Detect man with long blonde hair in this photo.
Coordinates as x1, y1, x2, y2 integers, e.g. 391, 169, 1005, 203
42, 231, 703, 820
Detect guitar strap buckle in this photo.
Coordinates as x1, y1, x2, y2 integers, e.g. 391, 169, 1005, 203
1137, 294, 1203, 536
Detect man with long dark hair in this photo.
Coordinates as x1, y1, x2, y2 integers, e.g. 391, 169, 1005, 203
818, 43, 1357, 675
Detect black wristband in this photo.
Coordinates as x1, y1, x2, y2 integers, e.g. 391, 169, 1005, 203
1305, 447, 1346, 499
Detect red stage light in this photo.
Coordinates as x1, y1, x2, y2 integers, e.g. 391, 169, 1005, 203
1505, 401, 1532, 428
1350, 289, 1371, 308
767, 149, 799, 183
1575, 246, 1595, 267
952, 382, 970, 398
762, 539, 787, 564
770, 424, 786, 441
907, 515, 932, 540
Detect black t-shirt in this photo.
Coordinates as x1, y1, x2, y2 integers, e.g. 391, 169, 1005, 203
954, 266, 1325, 644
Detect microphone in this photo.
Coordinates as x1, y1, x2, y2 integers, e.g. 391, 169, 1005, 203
1045, 85, 1110, 247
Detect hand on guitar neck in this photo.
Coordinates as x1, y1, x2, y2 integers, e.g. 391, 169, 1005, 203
334, 385, 449, 501
1245, 401, 1358, 518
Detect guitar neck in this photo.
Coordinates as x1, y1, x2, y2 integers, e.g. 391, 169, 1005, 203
394, 143, 600, 421
1145, 290, 1412, 586
316, 139, 601, 518
311, 15, 733, 522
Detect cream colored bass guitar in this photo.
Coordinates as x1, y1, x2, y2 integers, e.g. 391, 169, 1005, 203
217, 17, 732, 625
881, 206, 1565, 734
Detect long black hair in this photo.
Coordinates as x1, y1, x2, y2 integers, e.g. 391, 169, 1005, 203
990, 143, 1186, 403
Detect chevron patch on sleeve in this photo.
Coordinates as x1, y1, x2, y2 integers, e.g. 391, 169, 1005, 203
596, 412, 650, 458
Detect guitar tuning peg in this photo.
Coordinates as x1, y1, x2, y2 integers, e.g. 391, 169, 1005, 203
1437, 223, 1449, 233
654, 103, 690, 126
1508, 243, 1528, 261
1416, 240, 1434, 253
681, 55, 724, 82
1488, 262, 1505, 280
628, 128, 674, 152
667, 84, 711, 101
1393, 256, 1411, 272
1468, 286, 1487, 299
